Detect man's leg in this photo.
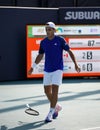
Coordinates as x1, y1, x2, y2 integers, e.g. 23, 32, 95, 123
51, 84, 59, 108
44, 85, 59, 122
44, 85, 52, 105
44, 84, 59, 108
51, 70, 63, 119
43, 70, 62, 122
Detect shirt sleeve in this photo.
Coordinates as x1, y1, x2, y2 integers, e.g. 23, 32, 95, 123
39, 42, 44, 54
60, 36, 70, 51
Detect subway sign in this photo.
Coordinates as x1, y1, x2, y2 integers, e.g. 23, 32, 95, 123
59, 8, 100, 24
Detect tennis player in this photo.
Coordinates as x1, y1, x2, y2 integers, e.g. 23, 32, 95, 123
28, 22, 81, 123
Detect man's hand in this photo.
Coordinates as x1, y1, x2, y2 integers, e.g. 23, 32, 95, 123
75, 64, 81, 73
28, 67, 33, 75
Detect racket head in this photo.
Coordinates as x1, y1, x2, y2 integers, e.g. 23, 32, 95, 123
25, 108, 39, 116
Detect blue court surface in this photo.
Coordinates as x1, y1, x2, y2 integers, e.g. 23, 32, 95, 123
0, 78, 100, 130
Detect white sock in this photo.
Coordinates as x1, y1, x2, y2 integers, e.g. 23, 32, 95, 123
49, 108, 55, 115
46, 108, 55, 120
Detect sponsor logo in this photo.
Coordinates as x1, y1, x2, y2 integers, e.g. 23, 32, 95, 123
65, 11, 100, 20
54, 43, 57, 45
90, 28, 98, 32
56, 27, 63, 33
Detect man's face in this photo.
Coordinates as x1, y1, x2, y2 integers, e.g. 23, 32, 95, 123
45, 27, 55, 38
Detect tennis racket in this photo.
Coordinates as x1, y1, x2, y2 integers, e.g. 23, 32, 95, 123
25, 104, 39, 116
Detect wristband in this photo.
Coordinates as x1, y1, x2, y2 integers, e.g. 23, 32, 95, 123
32, 63, 37, 68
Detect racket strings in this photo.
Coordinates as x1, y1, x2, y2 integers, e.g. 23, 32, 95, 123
26, 108, 38, 115
25, 104, 39, 116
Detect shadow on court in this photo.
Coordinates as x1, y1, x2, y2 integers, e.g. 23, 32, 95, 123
0, 89, 100, 114
9, 121, 46, 130
0, 120, 48, 130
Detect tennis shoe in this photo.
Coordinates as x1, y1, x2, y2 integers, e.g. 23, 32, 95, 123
45, 112, 52, 123
45, 116, 52, 123
53, 111, 58, 119
53, 104, 62, 119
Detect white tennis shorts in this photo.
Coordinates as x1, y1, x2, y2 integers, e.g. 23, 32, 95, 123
43, 70, 63, 86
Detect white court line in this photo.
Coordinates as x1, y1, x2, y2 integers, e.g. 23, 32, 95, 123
80, 127, 100, 130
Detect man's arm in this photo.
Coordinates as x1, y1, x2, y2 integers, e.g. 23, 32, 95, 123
28, 54, 44, 74
67, 49, 81, 72
34, 54, 44, 64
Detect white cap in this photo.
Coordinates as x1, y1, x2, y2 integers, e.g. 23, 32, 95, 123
46, 22, 56, 29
